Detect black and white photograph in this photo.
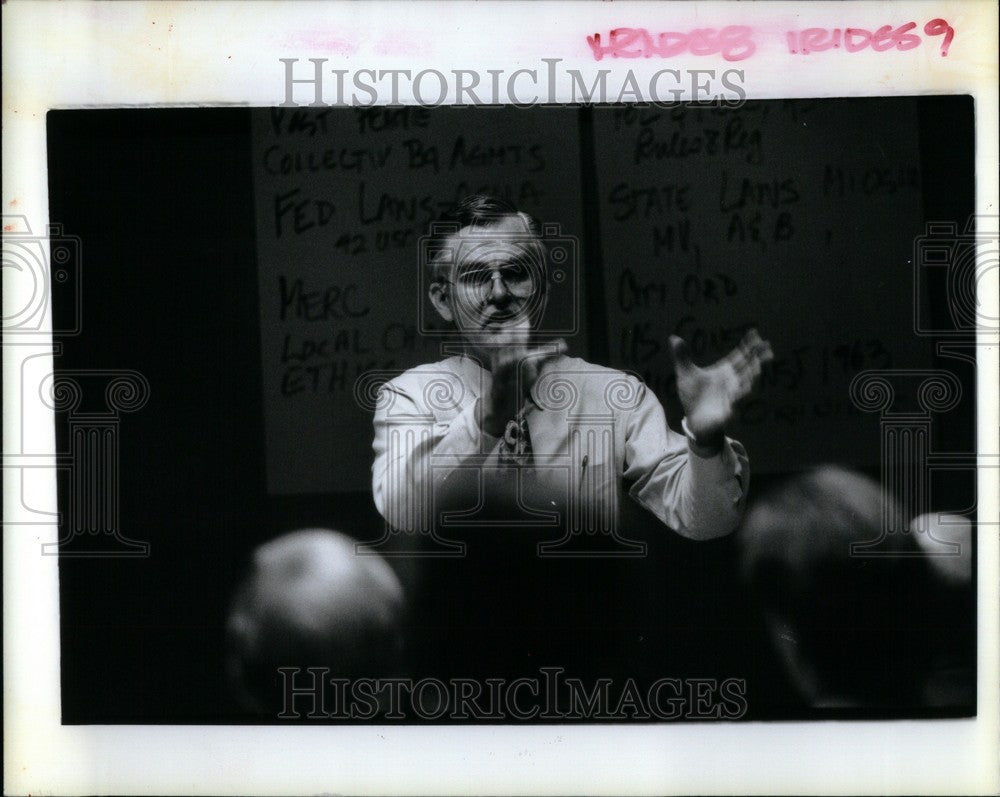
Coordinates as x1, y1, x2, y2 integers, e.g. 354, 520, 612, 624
4, 1, 998, 794
45, 97, 980, 725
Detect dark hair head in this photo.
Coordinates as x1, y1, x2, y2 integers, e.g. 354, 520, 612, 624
738, 466, 934, 705
423, 194, 543, 282
436, 195, 524, 229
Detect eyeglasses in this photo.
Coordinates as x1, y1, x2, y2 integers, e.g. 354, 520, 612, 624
444, 262, 538, 302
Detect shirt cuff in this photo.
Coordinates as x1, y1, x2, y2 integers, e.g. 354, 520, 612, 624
686, 434, 746, 507
681, 416, 725, 459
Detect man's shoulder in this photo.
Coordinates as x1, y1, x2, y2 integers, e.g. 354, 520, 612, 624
392, 357, 465, 378
549, 355, 642, 383
381, 357, 470, 398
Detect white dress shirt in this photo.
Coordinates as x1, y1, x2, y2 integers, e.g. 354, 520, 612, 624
372, 354, 748, 542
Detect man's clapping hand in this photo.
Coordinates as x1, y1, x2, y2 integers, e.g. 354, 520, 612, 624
669, 328, 773, 450
478, 324, 567, 437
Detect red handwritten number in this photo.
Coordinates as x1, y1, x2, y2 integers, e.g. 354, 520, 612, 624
895, 22, 921, 51
784, 21, 935, 55
586, 26, 755, 62
924, 19, 955, 56
718, 26, 755, 61
870, 25, 898, 52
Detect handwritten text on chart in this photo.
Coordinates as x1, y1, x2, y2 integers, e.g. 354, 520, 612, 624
587, 20, 955, 62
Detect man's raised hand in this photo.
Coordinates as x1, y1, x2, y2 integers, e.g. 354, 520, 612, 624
669, 328, 773, 450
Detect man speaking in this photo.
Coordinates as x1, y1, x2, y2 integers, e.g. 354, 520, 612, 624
370, 195, 772, 687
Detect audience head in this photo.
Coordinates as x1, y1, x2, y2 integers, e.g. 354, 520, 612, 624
738, 466, 937, 708
225, 528, 405, 715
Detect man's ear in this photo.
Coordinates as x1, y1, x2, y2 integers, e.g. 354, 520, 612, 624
428, 280, 454, 322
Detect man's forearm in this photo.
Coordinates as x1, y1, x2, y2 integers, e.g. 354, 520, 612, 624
627, 437, 747, 541
675, 438, 748, 539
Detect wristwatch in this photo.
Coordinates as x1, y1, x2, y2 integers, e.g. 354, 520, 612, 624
681, 416, 723, 457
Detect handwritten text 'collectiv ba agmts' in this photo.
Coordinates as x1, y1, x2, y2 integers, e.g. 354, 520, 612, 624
587, 20, 956, 62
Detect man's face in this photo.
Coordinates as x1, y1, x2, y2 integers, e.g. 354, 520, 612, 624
429, 214, 547, 352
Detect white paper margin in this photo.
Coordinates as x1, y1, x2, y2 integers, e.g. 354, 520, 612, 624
3, 1, 998, 794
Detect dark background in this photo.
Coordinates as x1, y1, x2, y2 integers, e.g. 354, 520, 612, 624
48, 98, 976, 723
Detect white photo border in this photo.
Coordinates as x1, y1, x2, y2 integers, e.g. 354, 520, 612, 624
3, 1, 998, 794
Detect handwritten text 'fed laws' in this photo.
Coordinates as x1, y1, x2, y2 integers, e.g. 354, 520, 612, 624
587, 20, 956, 63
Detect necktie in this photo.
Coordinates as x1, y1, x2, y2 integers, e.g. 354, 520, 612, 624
498, 412, 532, 467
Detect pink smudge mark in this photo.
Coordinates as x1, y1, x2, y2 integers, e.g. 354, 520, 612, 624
373, 35, 429, 57
286, 31, 358, 56
9, 198, 18, 207
4, 224, 15, 232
